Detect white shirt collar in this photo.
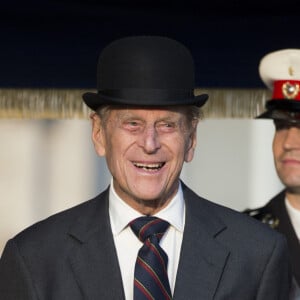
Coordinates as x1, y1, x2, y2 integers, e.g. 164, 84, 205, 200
109, 179, 185, 236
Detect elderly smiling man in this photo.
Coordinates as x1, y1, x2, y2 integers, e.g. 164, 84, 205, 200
0, 36, 290, 299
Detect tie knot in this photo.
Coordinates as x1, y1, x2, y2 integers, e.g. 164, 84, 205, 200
130, 216, 170, 243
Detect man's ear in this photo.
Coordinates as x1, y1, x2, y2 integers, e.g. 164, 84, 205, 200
91, 113, 106, 157
184, 123, 198, 163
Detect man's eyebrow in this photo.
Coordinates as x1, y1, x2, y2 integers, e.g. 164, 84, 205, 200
118, 112, 142, 120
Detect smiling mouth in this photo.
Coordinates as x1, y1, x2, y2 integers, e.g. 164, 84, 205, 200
133, 162, 165, 171
283, 158, 300, 164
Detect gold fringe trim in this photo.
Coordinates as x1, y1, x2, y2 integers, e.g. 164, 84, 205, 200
196, 88, 271, 119
0, 88, 271, 119
0, 88, 91, 119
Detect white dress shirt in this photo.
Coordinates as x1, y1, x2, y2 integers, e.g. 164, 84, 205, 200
109, 180, 185, 300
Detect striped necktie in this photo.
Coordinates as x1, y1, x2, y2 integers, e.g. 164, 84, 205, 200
130, 216, 172, 300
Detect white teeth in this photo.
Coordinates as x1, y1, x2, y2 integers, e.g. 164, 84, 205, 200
133, 162, 164, 170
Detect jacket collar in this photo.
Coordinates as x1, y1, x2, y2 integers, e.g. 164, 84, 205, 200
67, 184, 229, 299
68, 187, 126, 299
173, 183, 229, 299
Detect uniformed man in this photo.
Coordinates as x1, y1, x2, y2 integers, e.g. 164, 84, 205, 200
245, 49, 300, 299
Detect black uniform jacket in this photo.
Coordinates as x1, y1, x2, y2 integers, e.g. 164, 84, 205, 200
245, 190, 300, 287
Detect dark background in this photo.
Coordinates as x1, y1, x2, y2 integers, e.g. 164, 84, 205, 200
1, 0, 300, 89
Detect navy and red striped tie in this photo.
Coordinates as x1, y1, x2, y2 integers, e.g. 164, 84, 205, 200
130, 216, 172, 300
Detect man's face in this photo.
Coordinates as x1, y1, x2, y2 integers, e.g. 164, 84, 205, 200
273, 120, 300, 192
91, 106, 197, 214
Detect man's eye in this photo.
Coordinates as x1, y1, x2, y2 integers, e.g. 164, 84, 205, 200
157, 122, 177, 131
128, 121, 138, 126
164, 121, 176, 127
122, 120, 141, 130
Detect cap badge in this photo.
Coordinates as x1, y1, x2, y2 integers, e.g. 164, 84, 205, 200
282, 81, 300, 99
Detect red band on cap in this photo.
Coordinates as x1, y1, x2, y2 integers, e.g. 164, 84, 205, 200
273, 80, 300, 100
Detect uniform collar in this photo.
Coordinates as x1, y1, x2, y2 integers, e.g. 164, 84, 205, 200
285, 197, 300, 240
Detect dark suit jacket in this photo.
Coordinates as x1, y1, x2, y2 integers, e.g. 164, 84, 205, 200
245, 190, 300, 288
0, 183, 290, 299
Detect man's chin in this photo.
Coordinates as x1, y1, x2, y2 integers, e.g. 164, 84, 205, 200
285, 186, 300, 195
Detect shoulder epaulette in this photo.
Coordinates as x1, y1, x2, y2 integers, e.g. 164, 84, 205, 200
244, 208, 280, 229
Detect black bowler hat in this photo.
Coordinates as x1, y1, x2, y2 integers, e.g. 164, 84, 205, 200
82, 36, 208, 110
257, 49, 300, 120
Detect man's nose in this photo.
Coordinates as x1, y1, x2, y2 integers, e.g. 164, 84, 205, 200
137, 126, 161, 153
283, 127, 300, 149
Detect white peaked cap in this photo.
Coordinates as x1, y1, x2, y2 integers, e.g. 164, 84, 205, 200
259, 48, 300, 90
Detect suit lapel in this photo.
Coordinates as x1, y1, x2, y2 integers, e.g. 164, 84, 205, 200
65, 184, 230, 299
67, 189, 125, 299
174, 184, 230, 300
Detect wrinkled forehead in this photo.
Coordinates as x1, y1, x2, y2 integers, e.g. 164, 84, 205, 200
108, 105, 190, 118
111, 104, 189, 112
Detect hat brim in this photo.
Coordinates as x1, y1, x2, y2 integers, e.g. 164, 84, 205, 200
256, 99, 300, 119
82, 90, 209, 111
